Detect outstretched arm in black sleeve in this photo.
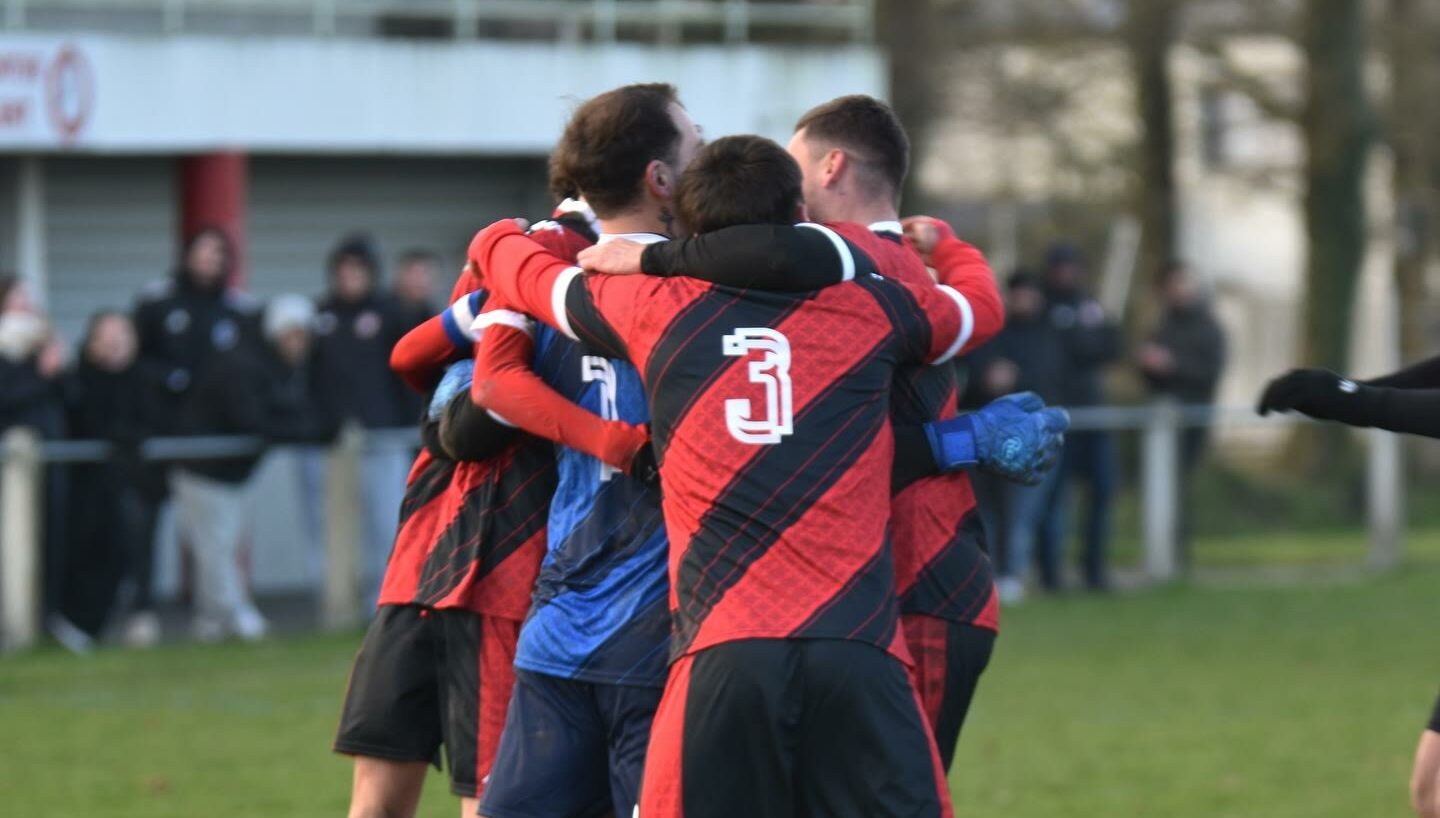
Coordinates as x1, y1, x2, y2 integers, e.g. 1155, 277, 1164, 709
638, 224, 858, 291
1258, 367, 1440, 438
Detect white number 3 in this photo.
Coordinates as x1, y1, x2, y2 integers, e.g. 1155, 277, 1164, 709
722, 328, 795, 445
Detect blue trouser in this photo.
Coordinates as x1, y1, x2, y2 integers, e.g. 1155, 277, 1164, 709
1002, 465, 1062, 583
1038, 430, 1116, 590
480, 670, 662, 818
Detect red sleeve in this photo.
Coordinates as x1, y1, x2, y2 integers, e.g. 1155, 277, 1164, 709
471, 219, 660, 361
929, 235, 1004, 355
884, 276, 971, 367
469, 220, 579, 337
471, 300, 650, 471
390, 312, 470, 394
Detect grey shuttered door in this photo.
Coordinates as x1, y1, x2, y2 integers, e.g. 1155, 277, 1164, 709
44, 156, 177, 344
248, 155, 551, 303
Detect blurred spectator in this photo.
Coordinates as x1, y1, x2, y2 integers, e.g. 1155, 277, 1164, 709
172, 294, 332, 642
0, 276, 66, 435
965, 271, 1067, 603
0, 276, 75, 647
390, 248, 442, 422
56, 311, 167, 650
392, 248, 440, 329
309, 235, 410, 607
134, 226, 262, 435
133, 228, 261, 623
1038, 242, 1122, 592
1136, 260, 1227, 554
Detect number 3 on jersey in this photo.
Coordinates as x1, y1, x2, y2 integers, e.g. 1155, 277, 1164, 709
722, 328, 795, 445
581, 355, 621, 482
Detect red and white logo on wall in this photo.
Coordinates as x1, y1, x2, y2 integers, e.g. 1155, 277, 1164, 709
0, 40, 94, 146
45, 44, 93, 142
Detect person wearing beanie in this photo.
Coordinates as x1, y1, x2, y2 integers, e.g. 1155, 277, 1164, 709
308, 234, 411, 609
1038, 241, 1122, 592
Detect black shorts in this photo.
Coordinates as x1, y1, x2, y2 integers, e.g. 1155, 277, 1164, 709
479, 670, 663, 818
640, 639, 951, 818
333, 604, 520, 798
902, 614, 996, 771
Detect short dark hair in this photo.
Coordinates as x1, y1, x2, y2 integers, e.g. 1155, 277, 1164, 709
675, 135, 802, 235
794, 94, 909, 201
549, 83, 682, 219
180, 225, 234, 280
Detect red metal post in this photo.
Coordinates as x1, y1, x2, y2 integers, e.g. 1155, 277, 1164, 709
178, 152, 248, 286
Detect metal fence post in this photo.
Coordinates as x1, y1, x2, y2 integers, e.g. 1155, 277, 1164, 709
1366, 429, 1404, 569
1, 427, 43, 651
321, 424, 364, 631
1141, 400, 1180, 583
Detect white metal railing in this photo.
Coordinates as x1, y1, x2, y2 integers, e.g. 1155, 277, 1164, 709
0, 423, 419, 652
1, 0, 875, 43
0, 402, 1407, 651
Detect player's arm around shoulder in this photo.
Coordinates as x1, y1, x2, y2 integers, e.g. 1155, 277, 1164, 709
471, 298, 651, 473
389, 290, 483, 393
903, 216, 1004, 352
469, 219, 579, 333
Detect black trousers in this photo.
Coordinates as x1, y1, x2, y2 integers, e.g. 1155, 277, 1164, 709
60, 466, 158, 636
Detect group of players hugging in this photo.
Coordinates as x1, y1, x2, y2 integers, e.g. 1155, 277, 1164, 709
332, 84, 1071, 818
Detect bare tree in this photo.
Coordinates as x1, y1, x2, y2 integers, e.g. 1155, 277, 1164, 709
1384, 0, 1438, 362
1124, 0, 1181, 329
1299, 0, 1373, 372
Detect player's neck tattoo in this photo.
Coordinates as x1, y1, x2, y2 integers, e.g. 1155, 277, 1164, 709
658, 206, 676, 238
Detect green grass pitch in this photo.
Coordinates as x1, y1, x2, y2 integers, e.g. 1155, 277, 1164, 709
2, 553, 1435, 817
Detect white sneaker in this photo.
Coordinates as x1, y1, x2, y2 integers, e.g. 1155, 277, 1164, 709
47, 614, 95, 655
231, 605, 269, 642
997, 577, 1026, 606
122, 612, 161, 649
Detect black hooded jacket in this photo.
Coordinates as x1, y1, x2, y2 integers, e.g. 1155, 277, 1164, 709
133, 271, 261, 434
310, 290, 408, 429
176, 347, 335, 483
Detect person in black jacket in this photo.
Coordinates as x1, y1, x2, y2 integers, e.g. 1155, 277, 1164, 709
133, 226, 262, 435
172, 294, 332, 642
964, 271, 1068, 603
57, 311, 167, 649
1036, 242, 1122, 592
1136, 261, 1227, 557
308, 235, 410, 608
0, 276, 75, 648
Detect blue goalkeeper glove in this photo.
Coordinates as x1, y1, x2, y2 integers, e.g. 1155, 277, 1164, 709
924, 392, 1070, 485
428, 360, 473, 422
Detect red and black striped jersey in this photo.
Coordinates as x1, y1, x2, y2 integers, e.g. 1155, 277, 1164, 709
377, 218, 593, 619
471, 219, 973, 663
833, 223, 1000, 633
377, 439, 555, 619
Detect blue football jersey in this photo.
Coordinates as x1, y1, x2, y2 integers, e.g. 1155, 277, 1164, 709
513, 323, 671, 688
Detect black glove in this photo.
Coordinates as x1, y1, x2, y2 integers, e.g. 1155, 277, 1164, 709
628, 442, 660, 487
1257, 368, 1361, 420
